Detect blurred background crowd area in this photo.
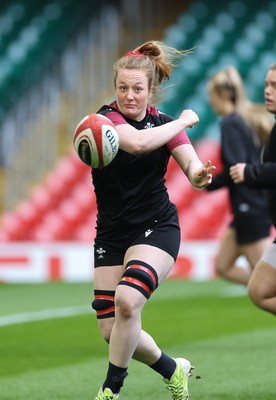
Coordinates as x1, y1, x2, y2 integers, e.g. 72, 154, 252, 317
0, 0, 275, 243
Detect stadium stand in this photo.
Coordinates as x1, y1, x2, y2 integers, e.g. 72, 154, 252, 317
0, 0, 101, 119
161, 0, 276, 139
0, 0, 275, 242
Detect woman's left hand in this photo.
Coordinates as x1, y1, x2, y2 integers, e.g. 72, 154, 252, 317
192, 160, 216, 188
229, 163, 246, 183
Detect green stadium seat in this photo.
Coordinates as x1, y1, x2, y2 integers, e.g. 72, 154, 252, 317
161, 0, 276, 142
0, 0, 101, 118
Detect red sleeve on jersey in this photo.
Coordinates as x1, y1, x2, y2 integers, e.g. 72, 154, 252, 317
166, 130, 191, 152
104, 107, 191, 152
105, 111, 127, 126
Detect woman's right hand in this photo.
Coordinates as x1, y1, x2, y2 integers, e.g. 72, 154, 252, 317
179, 109, 199, 128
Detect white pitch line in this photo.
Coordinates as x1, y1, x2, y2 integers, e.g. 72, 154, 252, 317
221, 285, 247, 297
0, 305, 94, 327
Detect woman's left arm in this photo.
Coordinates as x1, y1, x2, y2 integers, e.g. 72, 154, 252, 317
172, 144, 216, 189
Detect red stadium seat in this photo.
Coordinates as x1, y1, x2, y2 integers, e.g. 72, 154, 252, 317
0, 212, 26, 241
179, 188, 230, 240
32, 210, 67, 241
30, 184, 58, 215
0, 139, 229, 242
16, 198, 45, 236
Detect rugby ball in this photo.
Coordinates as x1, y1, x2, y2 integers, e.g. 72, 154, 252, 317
73, 113, 119, 168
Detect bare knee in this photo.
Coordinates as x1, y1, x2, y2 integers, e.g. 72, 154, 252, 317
115, 284, 146, 321
216, 264, 225, 278
215, 256, 228, 277
115, 296, 136, 320
247, 281, 260, 306
248, 277, 269, 311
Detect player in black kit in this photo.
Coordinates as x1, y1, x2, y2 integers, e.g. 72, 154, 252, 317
230, 63, 276, 315
91, 41, 215, 400
207, 66, 273, 286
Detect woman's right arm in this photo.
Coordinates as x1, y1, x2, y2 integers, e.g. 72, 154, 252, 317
115, 109, 199, 154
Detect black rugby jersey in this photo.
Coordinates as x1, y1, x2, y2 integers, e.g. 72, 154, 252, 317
206, 112, 271, 220
244, 120, 276, 228
92, 102, 190, 230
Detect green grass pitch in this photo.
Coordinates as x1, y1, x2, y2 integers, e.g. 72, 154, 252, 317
0, 279, 275, 399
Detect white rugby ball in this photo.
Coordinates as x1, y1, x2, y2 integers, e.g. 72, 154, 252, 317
73, 113, 119, 168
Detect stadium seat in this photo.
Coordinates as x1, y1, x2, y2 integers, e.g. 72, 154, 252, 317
73, 213, 97, 242
16, 198, 43, 235
0, 211, 26, 241
32, 209, 66, 241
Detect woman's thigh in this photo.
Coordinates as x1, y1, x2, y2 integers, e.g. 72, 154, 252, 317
215, 227, 240, 268
94, 265, 125, 291
248, 259, 276, 298
124, 244, 175, 284
241, 237, 271, 268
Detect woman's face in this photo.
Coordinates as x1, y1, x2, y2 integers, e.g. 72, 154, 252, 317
265, 69, 276, 114
115, 68, 151, 121
208, 85, 227, 116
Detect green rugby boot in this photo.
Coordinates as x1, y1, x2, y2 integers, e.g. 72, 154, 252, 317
163, 358, 193, 400
94, 387, 119, 400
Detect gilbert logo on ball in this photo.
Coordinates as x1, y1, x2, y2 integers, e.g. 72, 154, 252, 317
73, 113, 119, 168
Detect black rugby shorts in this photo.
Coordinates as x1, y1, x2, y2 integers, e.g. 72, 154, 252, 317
94, 206, 181, 267
230, 215, 271, 245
